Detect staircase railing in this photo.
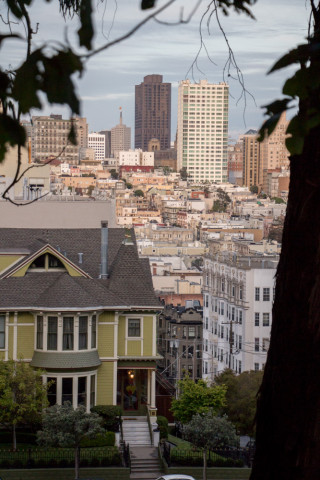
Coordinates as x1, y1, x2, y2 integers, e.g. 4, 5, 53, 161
146, 406, 153, 445
121, 441, 131, 470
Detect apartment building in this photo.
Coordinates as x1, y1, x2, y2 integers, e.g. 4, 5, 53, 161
31, 115, 87, 164
177, 80, 229, 183
202, 238, 278, 380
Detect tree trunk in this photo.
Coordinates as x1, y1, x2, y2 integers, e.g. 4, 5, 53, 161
12, 424, 16, 452
74, 445, 80, 480
202, 449, 207, 480
251, 120, 320, 477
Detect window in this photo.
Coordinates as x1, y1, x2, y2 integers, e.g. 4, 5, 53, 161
221, 278, 225, 292
78, 377, 87, 406
205, 295, 208, 308
221, 302, 224, 315
128, 318, 141, 337
238, 360, 242, 374
214, 321, 217, 335
239, 335, 242, 350
205, 317, 208, 329
36, 316, 43, 349
239, 285, 243, 300
263, 288, 270, 301
255, 287, 260, 301
91, 315, 97, 348
79, 316, 88, 350
188, 326, 195, 338
62, 378, 73, 404
255, 338, 260, 352
263, 313, 270, 327
255, 313, 260, 327
47, 316, 58, 350
254, 363, 259, 371
63, 317, 74, 350
0, 315, 4, 349
263, 338, 270, 352
182, 326, 187, 338
239, 311, 243, 325
221, 326, 224, 339
47, 377, 57, 406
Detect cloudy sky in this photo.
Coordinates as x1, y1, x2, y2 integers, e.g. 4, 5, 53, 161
2, 0, 310, 142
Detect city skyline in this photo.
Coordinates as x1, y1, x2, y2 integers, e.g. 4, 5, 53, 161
3, 0, 310, 141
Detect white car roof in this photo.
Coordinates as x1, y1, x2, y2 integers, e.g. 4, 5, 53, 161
156, 476, 196, 480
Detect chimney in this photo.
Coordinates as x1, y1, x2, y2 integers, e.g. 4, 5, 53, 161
100, 220, 108, 279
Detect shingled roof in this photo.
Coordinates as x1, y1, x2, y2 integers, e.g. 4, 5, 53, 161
0, 227, 161, 310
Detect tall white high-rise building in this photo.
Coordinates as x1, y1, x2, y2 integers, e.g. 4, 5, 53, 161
88, 132, 105, 161
177, 80, 229, 183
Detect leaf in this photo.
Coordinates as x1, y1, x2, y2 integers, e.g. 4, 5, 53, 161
68, 122, 77, 145
0, 114, 26, 163
11, 49, 44, 113
77, 0, 94, 50
141, 0, 156, 8
258, 99, 293, 142
269, 42, 320, 74
285, 136, 304, 156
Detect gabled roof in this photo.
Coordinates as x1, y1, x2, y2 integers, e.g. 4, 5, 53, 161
0, 228, 161, 310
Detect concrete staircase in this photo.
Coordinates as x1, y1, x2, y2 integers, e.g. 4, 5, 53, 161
130, 446, 162, 480
122, 416, 152, 446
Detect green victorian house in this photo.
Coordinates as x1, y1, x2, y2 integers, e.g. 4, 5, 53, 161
0, 222, 161, 421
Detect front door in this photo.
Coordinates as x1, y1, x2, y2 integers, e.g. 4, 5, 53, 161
117, 369, 148, 414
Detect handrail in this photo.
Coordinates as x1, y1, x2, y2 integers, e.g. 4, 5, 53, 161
146, 406, 153, 445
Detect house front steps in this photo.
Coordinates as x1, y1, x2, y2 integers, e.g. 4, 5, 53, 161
122, 416, 152, 446
130, 446, 162, 480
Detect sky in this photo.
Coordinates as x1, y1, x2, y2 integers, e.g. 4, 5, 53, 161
1, 0, 311, 142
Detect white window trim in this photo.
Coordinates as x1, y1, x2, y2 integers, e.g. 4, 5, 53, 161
44, 372, 97, 412
34, 312, 97, 353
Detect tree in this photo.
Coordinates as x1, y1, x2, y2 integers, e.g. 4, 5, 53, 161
170, 376, 227, 424
215, 368, 263, 436
109, 169, 119, 180
179, 167, 189, 181
134, 189, 144, 197
0, 359, 49, 450
251, 3, 320, 478
184, 411, 238, 480
86, 184, 94, 196
250, 185, 259, 194
37, 402, 104, 479
271, 197, 285, 204
212, 188, 232, 212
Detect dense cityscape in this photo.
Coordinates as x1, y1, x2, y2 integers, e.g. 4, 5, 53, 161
0, 73, 292, 479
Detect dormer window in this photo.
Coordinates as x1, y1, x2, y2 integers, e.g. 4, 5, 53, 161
29, 253, 65, 272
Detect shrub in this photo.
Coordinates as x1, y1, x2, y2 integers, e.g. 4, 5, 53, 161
80, 458, 89, 467
80, 431, 115, 447
89, 456, 101, 467
0, 459, 11, 468
157, 416, 169, 439
90, 405, 122, 432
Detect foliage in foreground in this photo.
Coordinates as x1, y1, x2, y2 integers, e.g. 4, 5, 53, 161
0, 359, 49, 450
37, 402, 104, 478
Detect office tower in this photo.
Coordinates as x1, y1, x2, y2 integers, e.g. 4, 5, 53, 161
88, 133, 105, 160
177, 80, 229, 183
111, 108, 131, 158
99, 130, 111, 157
135, 74, 171, 151
31, 115, 87, 165
242, 129, 261, 188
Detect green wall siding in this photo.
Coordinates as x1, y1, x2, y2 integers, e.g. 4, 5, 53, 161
98, 324, 114, 357
118, 316, 126, 356
97, 361, 115, 405
143, 316, 153, 356
0, 255, 23, 273
127, 340, 141, 356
